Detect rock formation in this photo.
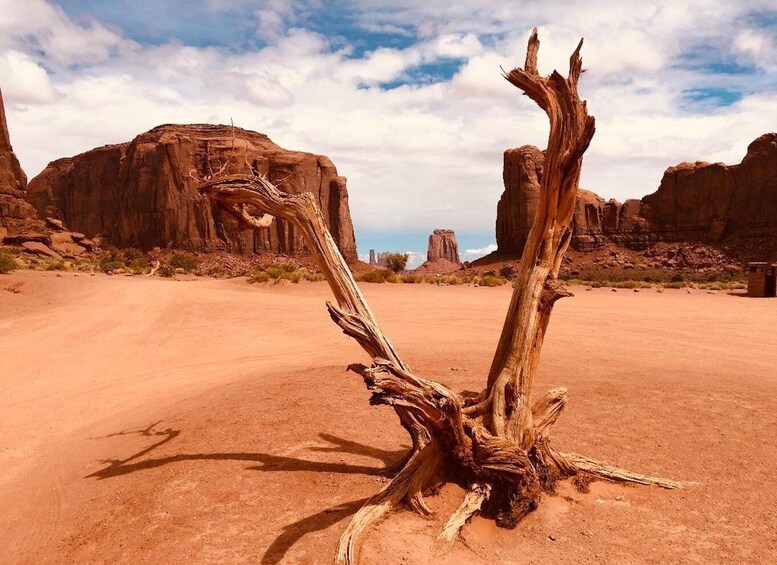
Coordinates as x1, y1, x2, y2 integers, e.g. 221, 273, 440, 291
415, 228, 462, 274
0, 89, 43, 236
496, 146, 543, 255
27, 124, 358, 261
426, 228, 460, 263
493, 134, 777, 256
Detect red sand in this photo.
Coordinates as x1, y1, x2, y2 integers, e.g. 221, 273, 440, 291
1, 271, 775, 563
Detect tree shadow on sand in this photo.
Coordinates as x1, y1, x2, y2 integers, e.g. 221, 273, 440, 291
87, 423, 407, 564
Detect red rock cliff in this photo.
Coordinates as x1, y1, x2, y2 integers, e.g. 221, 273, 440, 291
495, 134, 777, 255
27, 124, 358, 261
0, 89, 42, 235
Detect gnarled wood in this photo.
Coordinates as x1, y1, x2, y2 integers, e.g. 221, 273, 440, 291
438, 483, 492, 546
198, 27, 680, 564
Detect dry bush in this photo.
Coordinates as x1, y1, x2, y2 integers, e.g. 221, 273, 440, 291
356, 269, 398, 283
0, 251, 17, 274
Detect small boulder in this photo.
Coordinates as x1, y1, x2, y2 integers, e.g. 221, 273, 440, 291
46, 217, 66, 231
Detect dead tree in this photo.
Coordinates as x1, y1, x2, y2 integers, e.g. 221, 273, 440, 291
198, 29, 679, 564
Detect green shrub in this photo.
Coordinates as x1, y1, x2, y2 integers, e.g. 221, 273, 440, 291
157, 265, 174, 277
46, 260, 68, 271
499, 265, 516, 279
670, 272, 684, 283
169, 253, 198, 272
0, 251, 17, 274
384, 253, 409, 273
401, 274, 422, 283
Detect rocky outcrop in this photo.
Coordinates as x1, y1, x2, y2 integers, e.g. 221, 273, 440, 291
0, 88, 43, 236
494, 134, 777, 255
27, 124, 358, 261
496, 146, 543, 255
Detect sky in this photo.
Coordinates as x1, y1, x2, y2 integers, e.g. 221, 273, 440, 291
1, 1, 776, 267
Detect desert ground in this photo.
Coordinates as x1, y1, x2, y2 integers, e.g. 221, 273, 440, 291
1, 271, 775, 564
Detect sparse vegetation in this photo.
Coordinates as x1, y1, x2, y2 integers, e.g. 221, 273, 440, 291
478, 274, 507, 287
356, 268, 398, 283
168, 253, 198, 272
99, 247, 148, 274
0, 251, 17, 274
247, 263, 315, 284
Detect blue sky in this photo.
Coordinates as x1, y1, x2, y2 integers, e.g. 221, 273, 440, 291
1, 1, 776, 266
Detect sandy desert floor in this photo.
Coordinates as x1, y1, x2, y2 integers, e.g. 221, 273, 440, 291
1, 271, 775, 564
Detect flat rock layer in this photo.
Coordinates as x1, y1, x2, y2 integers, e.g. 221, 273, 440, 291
495, 134, 777, 255
27, 124, 357, 261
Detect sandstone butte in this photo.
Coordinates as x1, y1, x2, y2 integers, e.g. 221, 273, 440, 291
414, 228, 462, 274
0, 88, 44, 237
27, 124, 358, 261
494, 134, 777, 257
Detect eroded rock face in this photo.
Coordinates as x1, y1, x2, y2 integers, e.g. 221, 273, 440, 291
427, 229, 460, 263
640, 133, 777, 242
496, 134, 777, 255
27, 124, 358, 261
0, 89, 42, 235
496, 146, 543, 255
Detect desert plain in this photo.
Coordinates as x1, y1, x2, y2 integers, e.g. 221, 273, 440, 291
0, 271, 775, 564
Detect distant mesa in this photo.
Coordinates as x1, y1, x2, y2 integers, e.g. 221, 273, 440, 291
414, 228, 462, 274
27, 124, 358, 261
368, 249, 390, 267
487, 134, 777, 261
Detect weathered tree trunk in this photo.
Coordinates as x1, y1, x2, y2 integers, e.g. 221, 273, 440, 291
199, 28, 680, 565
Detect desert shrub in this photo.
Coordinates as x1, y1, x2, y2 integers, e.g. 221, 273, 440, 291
670, 272, 684, 283
248, 271, 271, 283
46, 260, 68, 271
169, 253, 198, 272
248, 265, 304, 284
280, 270, 302, 283
401, 274, 422, 283
478, 275, 507, 287
384, 253, 409, 273
303, 270, 325, 282
499, 265, 516, 279
357, 269, 398, 283
99, 247, 148, 273
0, 251, 17, 274
157, 265, 174, 277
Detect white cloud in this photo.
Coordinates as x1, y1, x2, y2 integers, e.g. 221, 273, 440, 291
1, 0, 776, 244
0, 51, 56, 104
464, 244, 497, 258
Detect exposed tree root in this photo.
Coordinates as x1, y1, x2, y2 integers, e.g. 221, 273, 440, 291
561, 453, 682, 489
438, 483, 492, 546
335, 445, 435, 565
